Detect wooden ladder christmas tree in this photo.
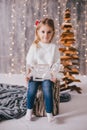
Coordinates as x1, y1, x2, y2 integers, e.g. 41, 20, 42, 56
59, 9, 82, 93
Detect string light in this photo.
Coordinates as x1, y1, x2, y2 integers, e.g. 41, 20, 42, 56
9, 2, 16, 74
33, 1, 39, 24
20, 0, 27, 74
42, 0, 48, 17
84, 3, 87, 74
55, 1, 60, 44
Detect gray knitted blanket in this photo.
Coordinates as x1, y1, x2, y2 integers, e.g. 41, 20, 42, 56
0, 84, 27, 121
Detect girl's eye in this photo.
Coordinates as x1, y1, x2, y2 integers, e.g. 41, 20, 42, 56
48, 31, 51, 34
42, 31, 45, 33
41, 30, 52, 34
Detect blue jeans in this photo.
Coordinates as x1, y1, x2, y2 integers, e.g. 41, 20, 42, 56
27, 78, 54, 113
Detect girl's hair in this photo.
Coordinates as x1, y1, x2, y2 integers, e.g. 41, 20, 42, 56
33, 18, 55, 46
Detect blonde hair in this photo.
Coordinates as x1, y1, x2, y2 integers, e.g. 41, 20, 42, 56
33, 18, 55, 46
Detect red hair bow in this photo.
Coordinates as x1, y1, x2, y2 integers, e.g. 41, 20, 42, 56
35, 20, 40, 26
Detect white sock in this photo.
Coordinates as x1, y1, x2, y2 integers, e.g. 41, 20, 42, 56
47, 113, 53, 122
25, 109, 32, 121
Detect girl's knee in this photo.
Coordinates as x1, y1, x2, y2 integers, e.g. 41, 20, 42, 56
42, 80, 53, 87
42, 80, 53, 96
28, 82, 38, 94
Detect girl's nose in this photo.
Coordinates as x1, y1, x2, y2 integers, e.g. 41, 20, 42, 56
44, 32, 48, 37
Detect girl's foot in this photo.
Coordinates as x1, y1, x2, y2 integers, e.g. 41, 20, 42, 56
47, 113, 53, 122
25, 109, 32, 121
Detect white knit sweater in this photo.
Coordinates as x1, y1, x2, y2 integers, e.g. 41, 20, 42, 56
26, 42, 60, 66
26, 42, 60, 78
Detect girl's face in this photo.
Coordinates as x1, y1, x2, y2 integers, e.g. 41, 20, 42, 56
37, 24, 54, 43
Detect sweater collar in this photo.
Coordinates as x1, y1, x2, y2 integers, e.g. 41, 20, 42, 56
39, 42, 52, 47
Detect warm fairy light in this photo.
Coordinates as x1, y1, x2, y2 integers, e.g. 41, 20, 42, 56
9, 47, 12, 51
76, 2, 79, 5
84, 2, 87, 68
12, 58, 14, 62
11, 63, 14, 67
58, 6, 60, 9
9, 3, 16, 74
12, 42, 14, 45
9, 53, 13, 56
19, 0, 27, 74
85, 60, 87, 63
42, 0, 48, 17
9, 0, 27, 74
55, 18, 58, 21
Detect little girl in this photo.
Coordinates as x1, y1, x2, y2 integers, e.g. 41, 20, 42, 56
25, 18, 60, 122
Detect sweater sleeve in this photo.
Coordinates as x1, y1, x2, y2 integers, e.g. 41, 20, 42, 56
51, 45, 61, 78
53, 45, 60, 65
26, 44, 35, 67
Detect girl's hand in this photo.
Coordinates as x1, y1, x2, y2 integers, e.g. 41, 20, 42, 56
25, 74, 31, 82
51, 77, 57, 83
50, 73, 57, 83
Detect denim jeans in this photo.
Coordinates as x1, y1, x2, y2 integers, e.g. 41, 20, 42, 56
27, 78, 54, 113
